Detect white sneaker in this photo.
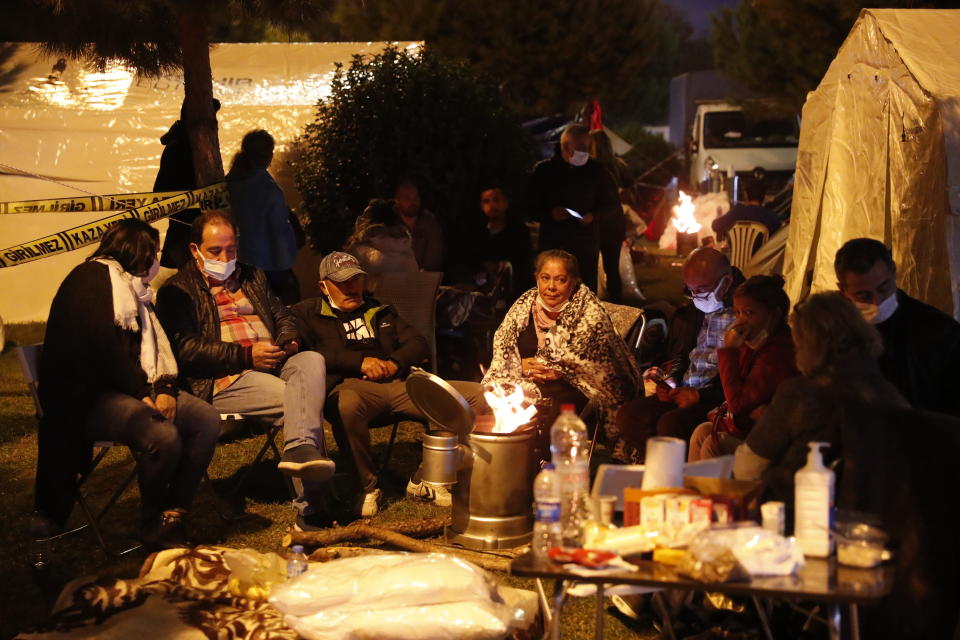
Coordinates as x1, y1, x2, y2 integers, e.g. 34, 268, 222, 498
357, 488, 382, 518
406, 478, 453, 507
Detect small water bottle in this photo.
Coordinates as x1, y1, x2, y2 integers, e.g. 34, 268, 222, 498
533, 463, 562, 560
550, 405, 590, 547
286, 544, 309, 579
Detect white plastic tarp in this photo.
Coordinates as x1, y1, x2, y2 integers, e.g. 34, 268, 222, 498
783, 9, 960, 319
0, 41, 418, 323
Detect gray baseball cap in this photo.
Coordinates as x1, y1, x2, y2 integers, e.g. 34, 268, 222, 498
318, 251, 367, 282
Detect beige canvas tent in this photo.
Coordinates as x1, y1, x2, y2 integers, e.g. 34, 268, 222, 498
783, 9, 960, 320
0, 41, 417, 323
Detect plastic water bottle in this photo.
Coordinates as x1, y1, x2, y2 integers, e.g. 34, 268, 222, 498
794, 442, 835, 558
286, 544, 309, 579
550, 404, 590, 547
533, 463, 562, 560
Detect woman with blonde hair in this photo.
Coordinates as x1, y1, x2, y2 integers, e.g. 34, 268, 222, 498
734, 292, 908, 501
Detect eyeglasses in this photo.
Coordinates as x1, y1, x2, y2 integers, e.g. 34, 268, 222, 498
683, 274, 728, 300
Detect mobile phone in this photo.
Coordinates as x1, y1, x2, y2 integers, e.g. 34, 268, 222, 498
647, 371, 673, 391
564, 207, 584, 220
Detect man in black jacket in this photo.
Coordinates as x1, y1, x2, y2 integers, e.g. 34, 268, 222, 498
157, 211, 333, 530
528, 123, 620, 293
291, 252, 485, 516
835, 238, 960, 416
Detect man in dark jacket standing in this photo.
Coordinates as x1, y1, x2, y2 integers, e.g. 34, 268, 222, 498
154, 98, 220, 269
835, 238, 960, 416
157, 210, 333, 531
528, 123, 620, 293
291, 252, 484, 516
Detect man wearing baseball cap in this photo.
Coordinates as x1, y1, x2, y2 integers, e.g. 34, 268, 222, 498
291, 252, 485, 516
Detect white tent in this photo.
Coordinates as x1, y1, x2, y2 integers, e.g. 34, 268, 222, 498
783, 9, 960, 319
0, 41, 417, 323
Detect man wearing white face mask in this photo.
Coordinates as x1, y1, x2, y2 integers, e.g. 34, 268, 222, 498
529, 123, 619, 293
157, 211, 335, 531
614, 248, 742, 462
835, 238, 960, 416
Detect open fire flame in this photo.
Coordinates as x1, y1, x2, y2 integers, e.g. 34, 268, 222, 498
671, 190, 701, 234
483, 383, 537, 434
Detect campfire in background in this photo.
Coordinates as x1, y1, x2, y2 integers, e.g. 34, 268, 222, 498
672, 190, 701, 255
483, 383, 537, 434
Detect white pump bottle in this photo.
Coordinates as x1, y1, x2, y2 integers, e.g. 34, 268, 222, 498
794, 441, 834, 558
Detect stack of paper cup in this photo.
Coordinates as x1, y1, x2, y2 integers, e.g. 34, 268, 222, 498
641, 436, 687, 490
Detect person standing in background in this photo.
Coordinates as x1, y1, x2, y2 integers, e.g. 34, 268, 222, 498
528, 124, 619, 294
589, 129, 632, 303
227, 129, 301, 305
155, 98, 221, 272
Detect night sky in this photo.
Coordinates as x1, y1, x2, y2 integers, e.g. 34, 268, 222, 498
665, 0, 738, 37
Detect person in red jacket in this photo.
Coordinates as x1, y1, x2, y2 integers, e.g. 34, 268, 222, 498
688, 275, 797, 461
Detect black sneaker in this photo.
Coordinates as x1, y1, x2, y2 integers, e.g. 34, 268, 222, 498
295, 512, 334, 532
140, 511, 189, 550
278, 445, 336, 482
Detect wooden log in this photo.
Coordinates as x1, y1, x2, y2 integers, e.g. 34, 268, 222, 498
283, 516, 450, 548
289, 521, 513, 573
308, 546, 390, 562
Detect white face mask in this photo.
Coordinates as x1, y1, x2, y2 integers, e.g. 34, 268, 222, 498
691, 275, 729, 314
569, 150, 590, 167
142, 259, 160, 285
199, 255, 237, 281
855, 293, 899, 324
537, 294, 570, 314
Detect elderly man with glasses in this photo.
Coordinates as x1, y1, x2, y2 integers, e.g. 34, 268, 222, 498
613, 248, 743, 463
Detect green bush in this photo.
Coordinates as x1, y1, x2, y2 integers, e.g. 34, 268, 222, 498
293, 45, 537, 254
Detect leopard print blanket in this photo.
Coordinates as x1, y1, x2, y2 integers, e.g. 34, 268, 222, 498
482, 285, 640, 450
17, 546, 296, 640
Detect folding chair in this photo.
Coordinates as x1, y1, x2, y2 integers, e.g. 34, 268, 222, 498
18, 344, 141, 556
727, 221, 770, 271
216, 413, 288, 506
377, 271, 443, 373
583, 304, 670, 462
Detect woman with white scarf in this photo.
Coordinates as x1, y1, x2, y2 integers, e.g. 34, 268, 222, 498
33, 220, 220, 550
482, 250, 641, 462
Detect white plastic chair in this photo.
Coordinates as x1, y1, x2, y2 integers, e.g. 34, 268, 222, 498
727, 221, 769, 271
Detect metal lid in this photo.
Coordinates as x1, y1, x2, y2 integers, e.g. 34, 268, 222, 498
405, 367, 475, 436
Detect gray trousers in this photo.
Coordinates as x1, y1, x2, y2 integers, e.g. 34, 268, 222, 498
329, 378, 487, 492
212, 351, 327, 515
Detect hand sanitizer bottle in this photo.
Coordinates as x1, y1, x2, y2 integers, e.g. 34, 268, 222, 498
794, 441, 834, 558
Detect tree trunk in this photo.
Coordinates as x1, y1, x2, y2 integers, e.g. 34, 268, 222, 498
176, 9, 223, 187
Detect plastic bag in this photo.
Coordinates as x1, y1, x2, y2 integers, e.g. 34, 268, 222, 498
284, 600, 516, 640
270, 553, 495, 616
222, 548, 287, 600
689, 526, 804, 577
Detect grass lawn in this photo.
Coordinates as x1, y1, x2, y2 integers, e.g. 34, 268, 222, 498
0, 259, 684, 639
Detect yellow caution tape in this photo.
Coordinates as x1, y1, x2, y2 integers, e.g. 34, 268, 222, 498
0, 183, 229, 214
0, 183, 230, 268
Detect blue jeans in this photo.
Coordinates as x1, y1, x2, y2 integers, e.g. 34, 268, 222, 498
211, 351, 327, 515
84, 390, 220, 523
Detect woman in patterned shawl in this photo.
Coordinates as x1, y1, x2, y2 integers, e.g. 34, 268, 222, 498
482, 250, 641, 461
